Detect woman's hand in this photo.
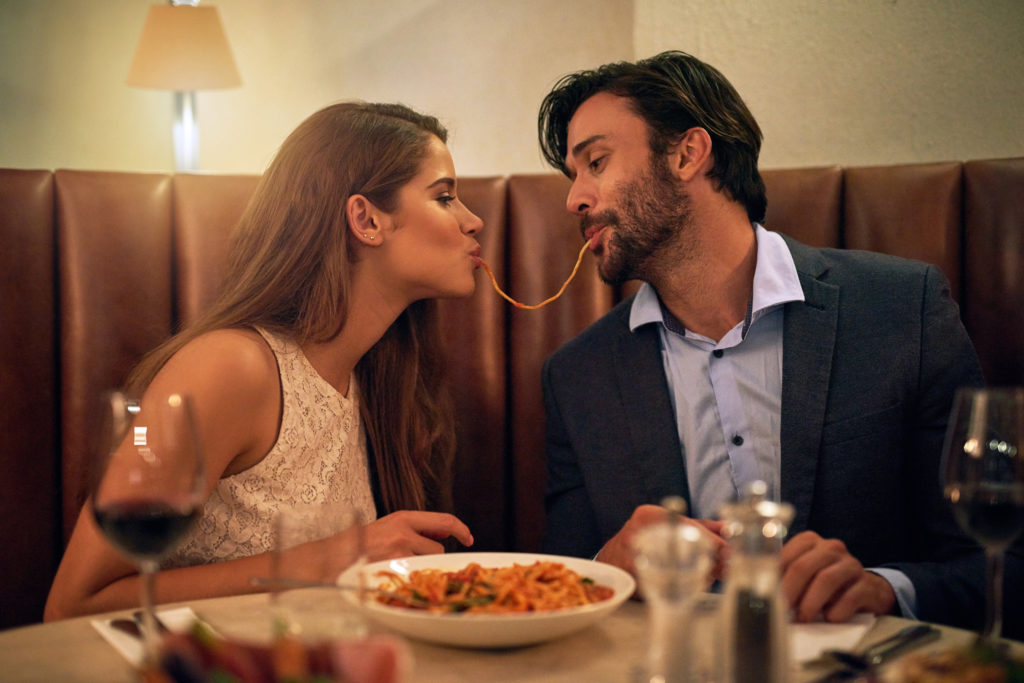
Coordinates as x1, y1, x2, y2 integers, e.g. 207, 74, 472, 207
364, 511, 474, 560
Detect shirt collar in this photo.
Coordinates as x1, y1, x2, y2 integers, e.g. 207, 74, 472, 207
629, 223, 805, 333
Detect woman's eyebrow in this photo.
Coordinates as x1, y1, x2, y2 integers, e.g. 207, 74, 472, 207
426, 177, 455, 190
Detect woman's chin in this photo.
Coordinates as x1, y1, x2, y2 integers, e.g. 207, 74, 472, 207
429, 279, 476, 301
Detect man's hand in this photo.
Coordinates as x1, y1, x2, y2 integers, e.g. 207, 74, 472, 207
595, 505, 728, 582
779, 530, 896, 622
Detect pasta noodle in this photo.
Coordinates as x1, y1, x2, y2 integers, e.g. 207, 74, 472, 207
477, 241, 590, 310
374, 560, 614, 614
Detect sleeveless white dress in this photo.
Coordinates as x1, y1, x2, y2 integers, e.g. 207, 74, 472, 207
163, 327, 377, 568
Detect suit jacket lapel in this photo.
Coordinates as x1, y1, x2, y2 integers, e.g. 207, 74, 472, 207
611, 310, 692, 513
780, 238, 839, 534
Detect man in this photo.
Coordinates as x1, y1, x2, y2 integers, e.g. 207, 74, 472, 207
537, 51, 987, 630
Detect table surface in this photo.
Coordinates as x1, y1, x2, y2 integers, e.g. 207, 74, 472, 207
0, 592, 1017, 682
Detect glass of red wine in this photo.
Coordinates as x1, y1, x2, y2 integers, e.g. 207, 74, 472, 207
91, 391, 204, 662
942, 386, 1024, 644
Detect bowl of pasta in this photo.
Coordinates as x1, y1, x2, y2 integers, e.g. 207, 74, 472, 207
338, 552, 635, 648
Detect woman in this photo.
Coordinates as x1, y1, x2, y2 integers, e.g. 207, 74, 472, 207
45, 102, 480, 620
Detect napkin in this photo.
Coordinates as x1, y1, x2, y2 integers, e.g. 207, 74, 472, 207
790, 613, 876, 663
92, 606, 205, 667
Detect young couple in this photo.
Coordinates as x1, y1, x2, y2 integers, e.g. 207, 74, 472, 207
47, 53, 994, 638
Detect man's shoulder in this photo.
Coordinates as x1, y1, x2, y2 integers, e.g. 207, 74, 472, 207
782, 234, 937, 285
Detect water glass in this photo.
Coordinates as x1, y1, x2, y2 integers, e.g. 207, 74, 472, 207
633, 520, 714, 683
271, 504, 368, 643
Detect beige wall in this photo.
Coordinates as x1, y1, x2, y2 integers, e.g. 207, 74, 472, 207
1, 0, 1021, 176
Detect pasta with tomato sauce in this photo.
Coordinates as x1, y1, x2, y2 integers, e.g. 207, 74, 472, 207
374, 560, 614, 614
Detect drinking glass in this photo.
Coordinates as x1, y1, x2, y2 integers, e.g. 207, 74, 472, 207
91, 391, 205, 662
271, 504, 368, 643
942, 386, 1024, 643
632, 499, 714, 683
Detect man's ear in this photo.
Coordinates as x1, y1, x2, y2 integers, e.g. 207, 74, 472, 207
346, 194, 383, 246
668, 127, 713, 182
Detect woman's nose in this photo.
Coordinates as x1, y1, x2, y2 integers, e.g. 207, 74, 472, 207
462, 206, 483, 235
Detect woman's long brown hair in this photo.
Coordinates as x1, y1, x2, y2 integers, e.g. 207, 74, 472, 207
126, 102, 455, 514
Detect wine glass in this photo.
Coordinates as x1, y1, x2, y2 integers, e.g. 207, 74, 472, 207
942, 386, 1024, 644
91, 391, 205, 662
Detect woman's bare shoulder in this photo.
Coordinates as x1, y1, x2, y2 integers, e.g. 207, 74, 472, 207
149, 327, 282, 476
153, 328, 278, 403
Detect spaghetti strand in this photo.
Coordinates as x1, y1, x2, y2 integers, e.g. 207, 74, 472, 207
477, 240, 590, 310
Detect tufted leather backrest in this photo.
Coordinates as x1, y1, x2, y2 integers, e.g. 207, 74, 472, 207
172, 174, 262, 327
844, 162, 964, 299
438, 176, 510, 551
963, 158, 1024, 386
506, 174, 617, 550
0, 158, 1021, 628
55, 171, 175, 541
0, 169, 58, 629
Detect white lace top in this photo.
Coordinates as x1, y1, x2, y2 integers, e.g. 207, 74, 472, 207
164, 327, 377, 568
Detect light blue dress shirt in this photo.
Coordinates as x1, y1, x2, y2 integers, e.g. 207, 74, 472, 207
627, 224, 917, 618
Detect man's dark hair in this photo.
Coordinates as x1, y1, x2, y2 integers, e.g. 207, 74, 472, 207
538, 50, 767, 223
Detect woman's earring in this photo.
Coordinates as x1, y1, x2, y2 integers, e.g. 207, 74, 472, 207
362, 233, 376, 241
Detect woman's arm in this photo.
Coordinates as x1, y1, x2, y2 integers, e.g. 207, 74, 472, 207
44, 328, 475, 620
44, 329, 282, 620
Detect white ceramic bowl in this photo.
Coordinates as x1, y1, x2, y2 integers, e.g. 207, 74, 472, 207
338, 552, 635, 648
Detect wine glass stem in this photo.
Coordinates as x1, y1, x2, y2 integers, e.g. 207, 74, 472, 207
139, 559, 161, 665
982, 547, 1004, 642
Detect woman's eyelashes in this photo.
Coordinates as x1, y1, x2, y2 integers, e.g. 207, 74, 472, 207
437, 193, 456, 207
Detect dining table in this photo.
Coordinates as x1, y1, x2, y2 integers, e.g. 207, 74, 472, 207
0, 591, 1020, 682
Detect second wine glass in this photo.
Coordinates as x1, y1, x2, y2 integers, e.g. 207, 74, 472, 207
942, 386, 1024, 644
91, 391, 205, 662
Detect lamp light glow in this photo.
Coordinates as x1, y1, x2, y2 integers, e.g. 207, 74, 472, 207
126, 3, 241, 171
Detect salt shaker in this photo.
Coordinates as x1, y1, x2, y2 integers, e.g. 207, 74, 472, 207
632, 496, 713, 683
718, 481, 794, 683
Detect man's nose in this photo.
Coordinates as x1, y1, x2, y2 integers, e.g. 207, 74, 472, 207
565, 179, 592, 215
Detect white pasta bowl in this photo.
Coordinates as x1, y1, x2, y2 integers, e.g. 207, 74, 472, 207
337, 551, 635, 648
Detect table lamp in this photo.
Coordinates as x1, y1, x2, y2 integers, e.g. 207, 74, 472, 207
126, 1, 242, 171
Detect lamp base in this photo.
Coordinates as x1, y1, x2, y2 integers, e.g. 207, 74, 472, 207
173, 91, 198, 172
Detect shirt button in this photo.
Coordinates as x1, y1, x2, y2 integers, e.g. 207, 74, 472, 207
732, 434, 744, 446
712, 349, 724, 358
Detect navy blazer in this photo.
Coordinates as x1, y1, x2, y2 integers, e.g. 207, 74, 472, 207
542, 236, 988, 630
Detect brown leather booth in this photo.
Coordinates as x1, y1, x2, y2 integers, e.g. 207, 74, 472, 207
1, 158, 1022, 629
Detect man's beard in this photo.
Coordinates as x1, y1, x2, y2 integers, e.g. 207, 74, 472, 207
581, 155, 693, 285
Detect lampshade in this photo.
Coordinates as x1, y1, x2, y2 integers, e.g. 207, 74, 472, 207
126, 5, 241, 91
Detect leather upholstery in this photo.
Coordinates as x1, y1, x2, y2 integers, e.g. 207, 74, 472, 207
172, 174, 261, 327
55, 171, 175, 545
964, 158, 1024, 386
0, 158, 1020, 628
0, 169, 58, 630
844, 162, 963, 298
438, 176, 509, 551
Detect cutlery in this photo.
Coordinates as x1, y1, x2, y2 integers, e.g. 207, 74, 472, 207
109, 618, 142, 638
249, 576, 429, 607
807, 624, 941, 681
108, 610, 173, 639
133, 609, 171, 634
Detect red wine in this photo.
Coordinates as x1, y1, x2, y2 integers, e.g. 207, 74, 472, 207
94, 500, 199, 559
948, 485, 1024, 549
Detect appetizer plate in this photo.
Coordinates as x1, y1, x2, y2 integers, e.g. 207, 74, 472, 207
338, 552, 635, 648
